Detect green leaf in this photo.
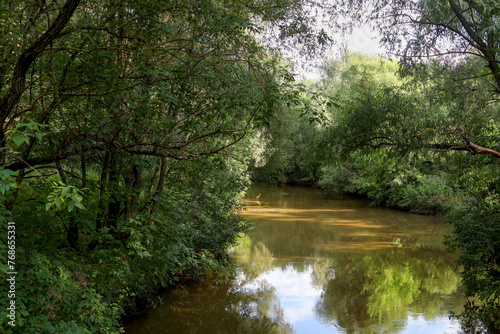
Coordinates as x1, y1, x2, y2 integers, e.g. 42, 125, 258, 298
0, 183, 7, 195
11, 134, 29, 147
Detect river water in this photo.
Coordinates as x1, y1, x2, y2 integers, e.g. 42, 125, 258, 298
125, 185, 465, 333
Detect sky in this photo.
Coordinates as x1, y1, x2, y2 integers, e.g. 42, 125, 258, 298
347, 26, 384, 54
298, 24, 385, 79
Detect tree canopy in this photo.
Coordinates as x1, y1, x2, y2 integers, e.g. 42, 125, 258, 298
0, 1, 332, 332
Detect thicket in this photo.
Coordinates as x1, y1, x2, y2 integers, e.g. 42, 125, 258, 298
1, 154, 253, 333
3, 0, 500, 332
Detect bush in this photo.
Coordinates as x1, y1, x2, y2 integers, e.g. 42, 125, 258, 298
319, 164, 469, 216
396, 175, 459, 215
0, 249, 123, 334
350, 170, 399, 205
444, 196, 500, 332
318, 164, 358, 193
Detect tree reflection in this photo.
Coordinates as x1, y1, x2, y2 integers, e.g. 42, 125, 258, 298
315, 248, 462, 333
314, 253, 372, 333
127, 238, 462, 333
228, 280, 294, 334
126, 275, 293, 333
365, 261, 421, 323
226, 234, 294, 333
231, 229, 463, 333
230, 234, 276, 280
311, 255, 335, 287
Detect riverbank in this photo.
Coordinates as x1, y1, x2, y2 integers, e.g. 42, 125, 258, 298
279, 170, 469, 216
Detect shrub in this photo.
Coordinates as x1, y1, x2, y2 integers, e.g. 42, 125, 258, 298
350, 171, 397, 205
318, 164, 358, 193
444, 196, 500, 332
396, 175, 458, 215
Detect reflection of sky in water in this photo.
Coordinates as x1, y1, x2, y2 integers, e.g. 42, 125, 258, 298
402, 316, 462, 334
242, 265, 321, 322
237, 264, 462, 334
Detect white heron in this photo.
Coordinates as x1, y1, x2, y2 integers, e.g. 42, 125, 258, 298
256, 193, 262, 205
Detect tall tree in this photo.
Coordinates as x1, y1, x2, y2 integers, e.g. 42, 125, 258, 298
331, 0, 500, 158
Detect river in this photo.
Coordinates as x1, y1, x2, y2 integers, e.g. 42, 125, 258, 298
124, 184, 465, 333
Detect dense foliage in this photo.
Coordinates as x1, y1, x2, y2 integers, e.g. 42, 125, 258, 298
445, 196, 500, 330
0, 0, 332, 333
2, 0, 500, 332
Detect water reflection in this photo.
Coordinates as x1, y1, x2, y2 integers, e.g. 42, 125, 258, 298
125, 185, 465, 333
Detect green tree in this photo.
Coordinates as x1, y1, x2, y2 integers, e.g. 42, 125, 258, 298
330, 0, 500, 157
0, 1, 332, 332
250, 80, 330, 184
445, 196, 500, 330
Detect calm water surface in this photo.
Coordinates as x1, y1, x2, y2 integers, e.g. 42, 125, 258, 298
125, 185, 465, 333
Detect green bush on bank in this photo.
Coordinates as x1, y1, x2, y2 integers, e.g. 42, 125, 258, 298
0, 157, 251, 334
395, 175, 462, 215
445, 196, 500, 331
318, 165, 467, 215
318, 164, 358, 194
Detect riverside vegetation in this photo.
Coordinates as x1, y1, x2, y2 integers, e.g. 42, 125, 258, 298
1, 0, 500, 333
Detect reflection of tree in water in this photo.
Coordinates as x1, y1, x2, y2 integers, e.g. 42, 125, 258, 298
315, 253, 372, 333
237, 187, 464, 332
130, 235, 294, 334
315, 248, 463, 333
226, 234, 294, 333
227, 280, 294, 334
311, 255, 336, 288
364, 260, 420, 324
141, 277, 293, 334
230, 234, 276, 280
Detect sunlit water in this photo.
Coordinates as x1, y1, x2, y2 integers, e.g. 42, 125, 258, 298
125, 185, 465, 333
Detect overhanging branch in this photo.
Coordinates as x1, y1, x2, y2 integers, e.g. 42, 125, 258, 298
450, 128, 500, 158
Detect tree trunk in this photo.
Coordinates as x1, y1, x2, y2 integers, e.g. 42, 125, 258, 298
151, 157, 169, 215
0, 0, 81, 162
